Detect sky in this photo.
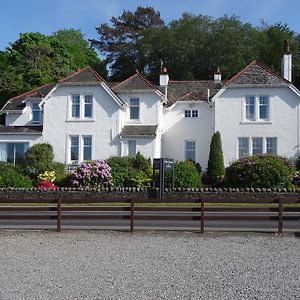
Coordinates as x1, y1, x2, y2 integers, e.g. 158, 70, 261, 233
0, 0, 299, 51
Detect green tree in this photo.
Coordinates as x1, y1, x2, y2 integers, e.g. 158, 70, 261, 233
207, 131, 225, 184
90, 6, 165, 80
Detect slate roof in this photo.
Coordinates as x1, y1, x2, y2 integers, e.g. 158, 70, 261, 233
59, 66, 105, 84
226, 61, 289, 85
0, 126, 43, 134
113, 72, 160, 92
1, 83, 56, 111
120, 125, 157, 137
162, 81, 220, 106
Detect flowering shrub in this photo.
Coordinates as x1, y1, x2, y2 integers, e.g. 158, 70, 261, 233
38, 171, 56, 182
225, 154, 295, 188
71, 160, 112, 188
38, 180, 58, 189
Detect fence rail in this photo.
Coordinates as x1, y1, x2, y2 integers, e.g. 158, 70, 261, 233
0, 189, 299, 234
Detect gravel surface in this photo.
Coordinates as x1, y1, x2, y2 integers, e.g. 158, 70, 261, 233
0, 230, 299, 300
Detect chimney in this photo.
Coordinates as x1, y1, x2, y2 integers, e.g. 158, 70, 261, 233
159, 66, 169, 99
214, 67, 222, 88
281, 40, 292, 82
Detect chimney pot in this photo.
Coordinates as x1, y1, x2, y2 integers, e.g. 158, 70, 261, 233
281, 40, 292, 81
214, 67, 222, 84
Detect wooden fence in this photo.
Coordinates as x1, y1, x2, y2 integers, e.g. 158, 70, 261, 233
0, 189, 299, 234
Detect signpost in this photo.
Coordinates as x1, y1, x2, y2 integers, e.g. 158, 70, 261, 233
152, 158, 175, 199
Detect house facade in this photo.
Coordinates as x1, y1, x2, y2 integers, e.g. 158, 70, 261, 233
1, 45, 300, 169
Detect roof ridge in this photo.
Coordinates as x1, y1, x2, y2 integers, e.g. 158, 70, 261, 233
10, 82, 54, 101
59, 66, 104, 83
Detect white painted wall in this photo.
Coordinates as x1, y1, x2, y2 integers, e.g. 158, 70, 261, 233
119, 92, 162, 126
122, 138, 156, 158
162, 102, 215, 168
215, 86, 300, 166
43, 85, 121, 163
0, 134, 43, 145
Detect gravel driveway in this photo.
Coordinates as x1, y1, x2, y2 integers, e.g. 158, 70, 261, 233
0, 230, 299, 300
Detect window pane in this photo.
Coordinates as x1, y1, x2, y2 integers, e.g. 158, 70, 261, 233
259, 96, 269, 120
32, 103, 40, 123
130, 98, 139, 120
15, 143, 29, 164
128, 140, 136, 156
83, 136, 92, 160
185, 110, 191, 118
238, 138, 249, 158
245, 96, 255, 120
266, 137, 277, 154
84, 95, 93, 118
7, 143, 15, 164
185, 141, 196, 161
192, 110, 198, 118
252, 137, 263, 155
72, 95, 80, 118
0, 143, 7, 162
70, 136, 79, 161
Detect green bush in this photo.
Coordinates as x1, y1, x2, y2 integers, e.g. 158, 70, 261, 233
107, 152, 152, 187
225, 155, 295, 188
207, 131, 225, 185
22, 143, 54, 178
295, 156, 300, 171
173, 161, 202, 188
0, 162, 32, 188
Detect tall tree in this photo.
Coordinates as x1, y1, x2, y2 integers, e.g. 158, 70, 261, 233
90, 6, 165, 80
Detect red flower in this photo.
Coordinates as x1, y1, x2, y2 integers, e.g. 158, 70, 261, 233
38, 180, 58, 189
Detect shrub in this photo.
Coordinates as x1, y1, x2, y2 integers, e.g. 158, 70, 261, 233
22, 143, 54, 178
0, 162, 32, 188
70, 160, 112, 188
107, 153, 152, 187
207, 131, 225, 185
225, 154, 295, 188
173, 161, 202, 188
295, 156, 300, 171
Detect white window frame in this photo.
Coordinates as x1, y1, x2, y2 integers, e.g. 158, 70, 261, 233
243, 95, 271, 122
192, 110, 198, 118
69, 94, 94, 120
185, 140, 196, 161
31, 102, 41, 124
129, 98, 140, 121
128, 140, 137, 156
184, 110, 191, 118
68, 135, 93, 163
238, 137, 249, 159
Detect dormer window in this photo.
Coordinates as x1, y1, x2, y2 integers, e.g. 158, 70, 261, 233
130, 98, 140, 120
32, 103, 41, 124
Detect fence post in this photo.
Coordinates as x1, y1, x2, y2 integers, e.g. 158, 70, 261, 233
130, 199, 135, 233
57, 198, 62, 232
278, 197, 283, 235
200, 199, 204, 233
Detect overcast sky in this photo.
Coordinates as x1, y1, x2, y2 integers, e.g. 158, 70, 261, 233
0, 0, 299, 51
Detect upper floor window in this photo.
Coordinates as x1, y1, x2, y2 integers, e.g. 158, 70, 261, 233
32, 103, 41, 124
84, 95, 93, 118
185, 141, 196, 161
71, 95, 80, 118
244, 95, 270, 122
245, 96, 255, 121
259, 96, 269, 120
130, 98, 140, 120
70, 94, 93, 120
184, 110, 198, 118
128, 140, 136, 156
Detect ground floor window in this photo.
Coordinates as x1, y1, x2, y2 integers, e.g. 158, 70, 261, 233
0, 142, 29, 165
128, 140, 136, 156
69, 135, 92, 163
185, 141, 196, 161
238, 137, 277, 158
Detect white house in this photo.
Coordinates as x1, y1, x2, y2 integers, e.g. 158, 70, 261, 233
1, 43, 300, 169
